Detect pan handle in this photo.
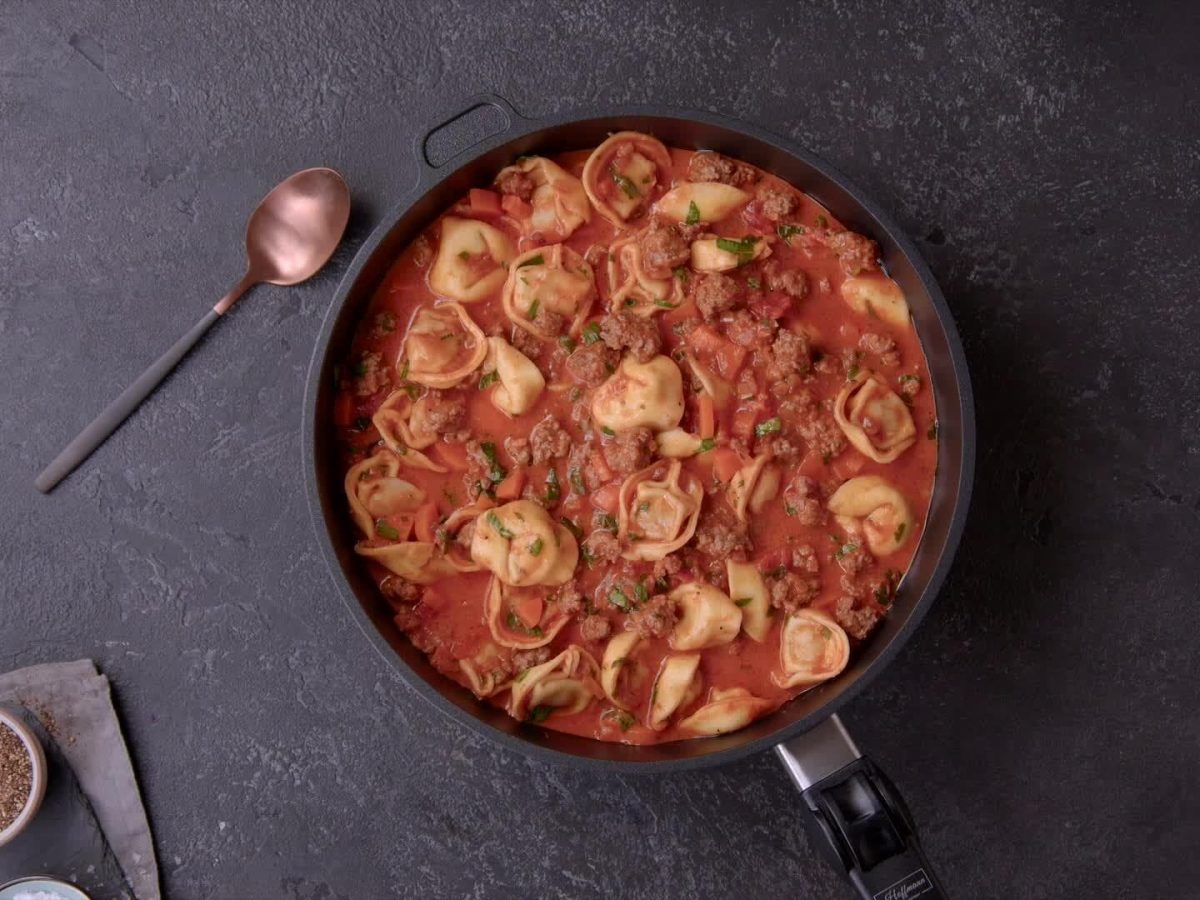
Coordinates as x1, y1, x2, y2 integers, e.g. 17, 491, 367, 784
776, 714, 948, 899
412, 93, 528, 181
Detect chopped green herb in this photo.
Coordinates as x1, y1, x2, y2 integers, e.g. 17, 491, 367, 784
820, 625, 833, 639
528, 705, 554, 724
610, 167, 640, 199
899, 374, 921, 385
654, 575, 670, 593
634, 580, 649, 604
754, 417, 782, 437
486, 510, 514, 539
597, 513, 618, 533
816, 214, 828, 228
545, 468, 562, 504
560, 517, 584, 542
403, 383, 420, 400
581, 322, 602, 345
526, 298, 541, 321
746, 277, 761, 291
767, 564, 788, 579
777, 223, 804, 243
352, 415, 372, 432
375, 520, 400, 541
835, 542, 858, 560
352, 360, 368, 377
699, 437, 716, 452
601, 708, 636, 731
685, 200, 701, 225
847, 364, 861, 381
894, 522, 907, 543
716, 236, 760, 262
458, 250, 471, 261
608, 588, 631, 611
517, 253, 544, 268
784, 503, 797, 516
529, 537, 544, 557
928, 422, 939, 441
480, 441, 507, 483
673, 266, 690, 283
569, 467, 586, 495
398, 360, 410, 381
624, 297, 637, 308
558, 335, 577, 353
474, 480, 497, 500
734, 596, 753, 608
654, 297, 679, 309
601, 426, 615, 436
478, 370, 499, 390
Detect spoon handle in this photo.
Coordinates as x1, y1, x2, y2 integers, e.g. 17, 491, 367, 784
35, 309, 221, 493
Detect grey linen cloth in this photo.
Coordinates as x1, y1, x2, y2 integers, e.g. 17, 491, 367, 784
0, 660, 159, 900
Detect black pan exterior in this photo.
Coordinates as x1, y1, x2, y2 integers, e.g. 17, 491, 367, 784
302, 104, 975, 772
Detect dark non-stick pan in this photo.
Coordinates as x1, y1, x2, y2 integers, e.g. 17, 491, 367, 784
303, 95, 975, 899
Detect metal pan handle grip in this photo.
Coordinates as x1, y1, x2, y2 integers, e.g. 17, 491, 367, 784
776, 715, 948, 899
413, 93, 527, 177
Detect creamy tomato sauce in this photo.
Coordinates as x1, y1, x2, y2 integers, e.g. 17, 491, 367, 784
334, 135, 937, 744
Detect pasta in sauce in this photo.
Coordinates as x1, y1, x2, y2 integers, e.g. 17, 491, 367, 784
334, 138, 938, 744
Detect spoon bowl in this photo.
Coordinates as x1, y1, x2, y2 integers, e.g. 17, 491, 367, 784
247, 167, 351, 286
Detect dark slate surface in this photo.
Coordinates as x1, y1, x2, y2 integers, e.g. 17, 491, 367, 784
2, 2, 1197, 898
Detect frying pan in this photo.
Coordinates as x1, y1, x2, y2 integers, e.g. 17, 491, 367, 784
303, 95, 975, 899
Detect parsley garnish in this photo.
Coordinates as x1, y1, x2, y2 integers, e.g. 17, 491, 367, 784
894, 523, 907, 543
634, 580, 649, 603
654, 298, 678, 309
517, 253, 544, 268
816, 214, 828, 228
698, 437, 716, 452
486, 511, 514, 539
480, 442, 507, 483
558, 335, 576, 353
560, 517, 584, 542
746, 277, 761, 290
375, 521, 400, 541
581, 322, 601, 345
529, 537, 544, 556
569, 467, 586, 495
928, 422, 939, 441
597, 513, 618, 533
528, 705, 553, 724
526, 298, 540, 321
754, 417, 782, 437
545, 468, 561, 504
611, 167, 640, 199
478, 370, 499, 390
835, 542, 858, 560
777, 224, 804, 244
673, 266, 690, 283
715, 236, 760, 264
734, 596, 753, 608
685, 200, 701, 225
847, 364, 861, 381
608, 588, 631, 611
601, 426, 615, 436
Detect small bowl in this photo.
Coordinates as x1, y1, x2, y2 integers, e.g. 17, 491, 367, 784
0, 877, 91, 900
0, 708, 47, 849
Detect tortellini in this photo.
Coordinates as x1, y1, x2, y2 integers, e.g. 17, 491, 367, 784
591, 355, 685, 433
603, 232, 685, 316
726, 560, 770, 643
483, 337, 545, 417
401, 303, 488, 389
470, 499, 580, 587
428, 216, 515, 303
459, 643, 511, 698
833, 372, 917, 463
840, 272, 911, 328
647, 653, 702, 731
655, 428, 706, 458
356, 540, 465, 586
690, 235, 771, 273
679, 687, 774, 736
826, 475, 915, 557
655, 182, 749, 224
772, 609, 850, 690
600, 631, 641, 710
495, 156, 591, 241
502, 244, 596, 340
485, 577, 570, 650
344, 451, 425, 539
371, 390, 451, 472
508, 645, 601, 722
616, 460, 704, 561
669, 582, 743, 651
581, 131, 673, 228
727, 453, 781, 523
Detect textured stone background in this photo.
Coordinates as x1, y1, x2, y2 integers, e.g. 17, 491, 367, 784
2, 1, 1198, 898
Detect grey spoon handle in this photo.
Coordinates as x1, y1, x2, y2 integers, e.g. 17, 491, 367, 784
35, 308, 221, 493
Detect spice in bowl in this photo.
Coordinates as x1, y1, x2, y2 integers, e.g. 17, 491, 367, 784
0, 722, 33, 831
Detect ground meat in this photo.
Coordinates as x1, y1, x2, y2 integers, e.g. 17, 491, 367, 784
555, 581, 586, 617
496, 168, 535, 202
512, 646, 551, 671
693, 503, 752, 559
757, 185, 798, 222
628, 594, 678, 639
421, 389, 468, 434
758, 436, 802, 462
763, 259, 809, 300
691, 273, 742, 320
372, 311, 397, 337
897, 374, 921, 398
835, 594, 882, 640
639, 217, 692, 276
769, 571, 822, 613
813, 352, 841, 376
565, 342, 618, 387
725, 310, 775, 349
530, 415, 572, 464
463, 440, 491, 497
579, 615, 612, 642
531, 305, 565, 338
826, 230, 881, 276
599, 311, 663, 363
687, 151, 758, 186
380, 576, 421, 607
652, 553, 684, 581
836, 541, 874, 575
583, 529, 621, 564
792, 544, 820, 574
763, 329, 812, 381
797, 413, 847, 460
354, 352, 390, 397
504, 436, 532, 466
570, 395, 592, 432
783, 475, 825, 526
510, 325, 544, 360
602, 426, 655, 476
411, 235, 433, 268
858, 331, 900, 368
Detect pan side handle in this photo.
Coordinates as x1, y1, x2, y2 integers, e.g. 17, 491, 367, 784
412, 93, 528, 179
776, 715, 949, 900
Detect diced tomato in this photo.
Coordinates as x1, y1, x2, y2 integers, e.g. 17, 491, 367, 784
333, 392, 356, 428
731, 408, 759, 442
468, 188, 502, 216
421, 586, 452, 612
742, 201, 774, 234
687, 324, 746, 378
757, 548, 789, 573
686, 324, 726, 356
413, 502, 439, 544
830, 452, 866, 481
589, 451, 614, 484
712, 448, 742, 484
430, 441, 469, 471
712, 341, 747, 378
749, 291, 792, 320
495, 466, 527, 501
501, 193, 532, 219
592, 482, 621, 514
511, 593, 544, 630
697, 394, 716, 440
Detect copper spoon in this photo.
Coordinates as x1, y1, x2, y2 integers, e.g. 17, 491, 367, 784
35, 167, 351, 493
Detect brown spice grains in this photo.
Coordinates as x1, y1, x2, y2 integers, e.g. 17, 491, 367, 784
0, 723, 33, 830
